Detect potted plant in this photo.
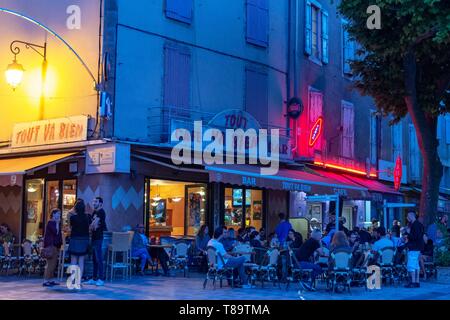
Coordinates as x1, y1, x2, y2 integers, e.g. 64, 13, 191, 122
435, 225, 450, 280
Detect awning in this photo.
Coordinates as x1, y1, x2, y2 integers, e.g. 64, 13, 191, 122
0, 153, 78, 186
206, 164, 368, 198
342, 174, 402, 196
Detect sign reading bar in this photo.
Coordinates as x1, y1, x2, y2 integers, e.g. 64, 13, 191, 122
11, 116, 88, 148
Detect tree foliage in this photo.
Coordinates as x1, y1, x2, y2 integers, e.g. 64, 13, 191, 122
338, 0, 450, 123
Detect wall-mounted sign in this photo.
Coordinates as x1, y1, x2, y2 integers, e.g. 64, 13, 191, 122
378, 159, 407, 184
393, 156, 402, 190
86, 143, 130, 174
11, 115, 88, 148
208, 109, 262, 131
309, 117, 323, 147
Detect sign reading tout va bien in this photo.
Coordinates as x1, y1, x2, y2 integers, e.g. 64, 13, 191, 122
11, 115, 88, 148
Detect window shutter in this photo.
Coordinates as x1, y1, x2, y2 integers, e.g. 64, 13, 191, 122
392, 122, 403, 160
305, 1, 312, 55
409, 124, 420, 181
445, 116, 450, 144
163, 44, 191, 118
246, 0, 269, 47
370, 112, 378, 165
166, 0, 193, 24
341, 101, 354, 158
437, 115, 443, 140
343, 29, 352, 74
321, 10, 329, 63
245, 68, 268, 127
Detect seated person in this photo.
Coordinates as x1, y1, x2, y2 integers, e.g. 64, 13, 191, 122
269, 233, 280, 249
131, 224, 169, 275
286, 229, 303, 249
195, 225, 211, 254
259, 228, 266, 242
322, 229, 335, 249
220, 228, 237, 252
358, 227, 372, 245
295, 229, 325, 289
237, 227, 247, 243
249, 231, 263, 248
328, 231, 353, 270
372, 227, 394, 252
0, 223, 14, 245
207, 227, 251, 288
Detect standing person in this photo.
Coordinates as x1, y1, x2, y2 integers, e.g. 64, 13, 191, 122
86, 197, 107, 286
392, 220, 401, 237
67, 199, 90, 288
275, 213, 292, 245
42, 209, 63, 287
405, 211, 424, 288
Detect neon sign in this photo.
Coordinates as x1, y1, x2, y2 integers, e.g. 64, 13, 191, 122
394, 156, 402, 190
309, 117, 323, 147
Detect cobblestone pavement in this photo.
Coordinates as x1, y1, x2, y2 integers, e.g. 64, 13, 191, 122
1, 273, 450, 300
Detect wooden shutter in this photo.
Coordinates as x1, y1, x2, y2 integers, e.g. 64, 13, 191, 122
246, 0, 269, 47
409, 124, 420, 181
321, 10, 329, 63
245, 68, 268, 127
166, 0, 193, 24
392, 122, 403, 160
163, 44, 191, 117
341, 101, 354, 158
343, 28, 352, 74
445, 116, 450, 144
305, 1, 312, 55
370, 112, 378, 165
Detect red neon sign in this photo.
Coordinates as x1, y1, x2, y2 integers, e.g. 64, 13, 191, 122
314, 161, 378, 178
309, 117, 323, 147
394, 156, 402, 190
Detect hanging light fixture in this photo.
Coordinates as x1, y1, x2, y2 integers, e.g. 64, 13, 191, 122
27, 185, 37, 193
171, 197, 182, 203
151, 201, 159, 207
152, 184, 161, 201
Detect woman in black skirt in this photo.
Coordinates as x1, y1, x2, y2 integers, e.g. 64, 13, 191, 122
68, 199, 90, 283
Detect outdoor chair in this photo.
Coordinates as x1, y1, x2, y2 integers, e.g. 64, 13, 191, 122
351, 250, 370, 289
285, 248, 315, 291
249, 247, 280, 288
0, 242, 18, 276
106, 232, 131, 281
393, 248, 409, 285
378, 247, 395, 286
18, 241, 34, 277
203, 246, 234, 289
169, 241, 190, 277
327, 248, 353, 294
423, 256, 438, 280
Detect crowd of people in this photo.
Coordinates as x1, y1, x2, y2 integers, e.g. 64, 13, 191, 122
193, 211, 447, 291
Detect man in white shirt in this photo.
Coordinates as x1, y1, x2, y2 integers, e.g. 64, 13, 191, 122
207, 227, 251, 288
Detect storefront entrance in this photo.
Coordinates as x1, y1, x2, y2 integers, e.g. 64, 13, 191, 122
144, 179, 208, 237
24, 178, 77, 242
224, 187, 263, 231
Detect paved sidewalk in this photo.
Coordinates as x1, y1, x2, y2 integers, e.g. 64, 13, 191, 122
1, 274, 450, 300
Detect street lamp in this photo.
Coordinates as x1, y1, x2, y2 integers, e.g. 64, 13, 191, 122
5, 40, 47, 119
5, 58, 24, 89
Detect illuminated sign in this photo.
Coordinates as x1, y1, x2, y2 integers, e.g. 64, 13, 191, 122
394, 156, 402, 190
309, 117, 323, 147
11, 115, 88, 148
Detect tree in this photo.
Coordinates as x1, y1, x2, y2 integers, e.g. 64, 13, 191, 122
338, 0, 450, 225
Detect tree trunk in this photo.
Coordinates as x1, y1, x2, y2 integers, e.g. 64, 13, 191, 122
404, 49, 443, 226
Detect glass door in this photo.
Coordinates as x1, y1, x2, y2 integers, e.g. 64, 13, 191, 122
62, 180, 77, 231
25, 179, 45, 242
45, 181, 60, 223
185, 185, 207, 236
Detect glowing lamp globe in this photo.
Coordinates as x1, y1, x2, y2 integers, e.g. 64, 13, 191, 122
5, 60, 24, 90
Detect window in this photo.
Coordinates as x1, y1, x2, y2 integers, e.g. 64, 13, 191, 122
309, 89, 323, 156
224, 188, 263, 231
246, 0, 269, 47
245, 67, 268, 127
146, 179, 207, 237
341, 101, 354, 158
409, 124, 420, 181
343, 23, 356, 75
370, 110, 379, 165
165, 0, 193, 24
305, 1, 328, 63
392, 122, 403, 160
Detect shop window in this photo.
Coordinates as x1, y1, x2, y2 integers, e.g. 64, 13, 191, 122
62, 180, 77, 231
147, 179, 207, 237
25, 179, 45, 242
224, 187, 263, 231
